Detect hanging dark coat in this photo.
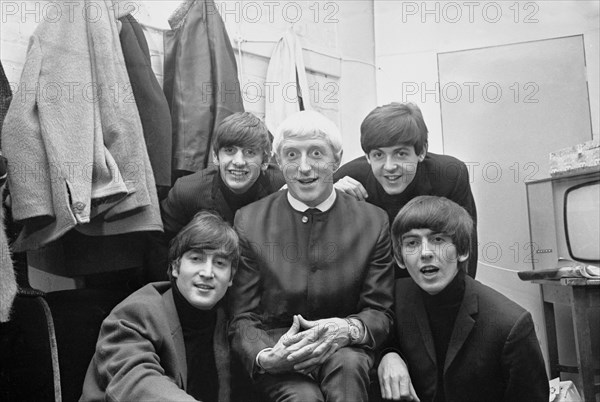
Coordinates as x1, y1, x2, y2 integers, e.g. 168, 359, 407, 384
163, 0, 244, 174
119, 14, 172, 195
0, 61, 12, 138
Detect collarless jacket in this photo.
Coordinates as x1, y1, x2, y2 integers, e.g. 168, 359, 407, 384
229, 190, 395, 376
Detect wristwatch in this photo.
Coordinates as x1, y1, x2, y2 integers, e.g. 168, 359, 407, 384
345, 318, 362, 345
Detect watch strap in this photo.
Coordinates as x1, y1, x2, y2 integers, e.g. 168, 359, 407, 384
345, 317, 361, 344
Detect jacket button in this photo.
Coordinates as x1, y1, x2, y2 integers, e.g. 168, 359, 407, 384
72, 202, 85, 212
301, 216, 309, 223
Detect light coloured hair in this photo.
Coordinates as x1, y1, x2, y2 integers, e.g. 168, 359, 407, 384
273, 110, 343, 161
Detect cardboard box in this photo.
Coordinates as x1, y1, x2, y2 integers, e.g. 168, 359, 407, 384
549, 139, 600, 177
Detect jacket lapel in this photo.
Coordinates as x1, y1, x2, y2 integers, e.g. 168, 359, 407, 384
410, 284, 437, 365
444, 277, 478, 373
211, 169, 234, 223
163, 288, 188, 388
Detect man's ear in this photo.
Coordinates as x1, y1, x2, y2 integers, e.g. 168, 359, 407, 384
417, 142, 428, 162
261, 151, 273, 172
333, 149, 343, 172
212, 151, 219, 164
394, 256, 406, 269
458, 253, 469, 263
171, 263, 179, 278
365, 153, 372, 165
274, 153, 282, 166
228, 267, 236, 287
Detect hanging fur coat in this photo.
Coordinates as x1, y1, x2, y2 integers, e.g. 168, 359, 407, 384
0, 61, 16, 322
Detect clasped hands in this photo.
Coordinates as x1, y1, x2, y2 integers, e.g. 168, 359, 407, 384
257, 315, 351, 375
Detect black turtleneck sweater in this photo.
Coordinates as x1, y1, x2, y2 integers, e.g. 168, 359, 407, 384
171, 280, 219, 402
421, 270, 466, 402
219, 175, 260, 217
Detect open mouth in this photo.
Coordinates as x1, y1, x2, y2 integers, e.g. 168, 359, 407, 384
228, 170, 248, 177
420, 266, 439, 276
384, 175, 402, 182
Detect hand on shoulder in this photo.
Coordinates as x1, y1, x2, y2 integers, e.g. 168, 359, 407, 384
334, 176, 369, 201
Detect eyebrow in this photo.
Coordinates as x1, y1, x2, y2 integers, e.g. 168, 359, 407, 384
211, 251, 234, 260
189, 248, 224, 255
371, 147, 411, 154
429, 232, 449, 238
189, 249, 233, 260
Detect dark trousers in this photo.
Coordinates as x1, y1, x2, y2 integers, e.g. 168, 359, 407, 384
255, 347, 372, 402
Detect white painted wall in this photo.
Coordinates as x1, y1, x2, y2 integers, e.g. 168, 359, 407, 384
374, 0, 600, 377
374, 1, 599, 153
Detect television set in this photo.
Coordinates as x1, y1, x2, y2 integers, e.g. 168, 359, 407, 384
526, 169, 600, 271
564, 180, 600, 264
525, 169, 599, 399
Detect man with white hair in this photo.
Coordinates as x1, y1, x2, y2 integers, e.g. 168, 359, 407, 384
229, 110, 395, 401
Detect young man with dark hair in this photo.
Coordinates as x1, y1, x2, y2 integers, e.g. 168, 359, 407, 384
377, 196, 548, 402
81, 211, 239, 401
334, 103, 478, 278
161, 112, 285, 239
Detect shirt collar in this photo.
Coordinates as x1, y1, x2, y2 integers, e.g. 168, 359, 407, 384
287, 189, 337, 212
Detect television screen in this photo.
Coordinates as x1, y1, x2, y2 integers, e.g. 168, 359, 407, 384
564, 180, 600, 263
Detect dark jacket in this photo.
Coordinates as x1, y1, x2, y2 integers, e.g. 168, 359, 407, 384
161, 164, 285, 238
0, 60, 12, 138
80, 282, 231, 402
119, 14, 172, 191
229, 190, 395, 376
334, 153, 478, 278
163, 0, 244, 172
393, 276, 549, 402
